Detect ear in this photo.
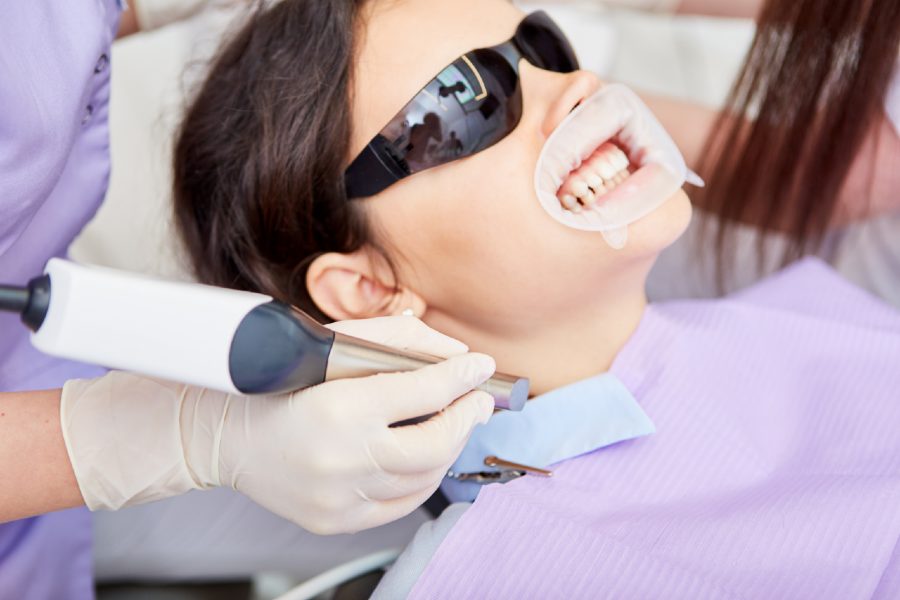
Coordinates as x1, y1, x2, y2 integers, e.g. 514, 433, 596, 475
306, 251, 427, 321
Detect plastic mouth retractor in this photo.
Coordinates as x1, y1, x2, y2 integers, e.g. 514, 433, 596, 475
534, 84, 703, 248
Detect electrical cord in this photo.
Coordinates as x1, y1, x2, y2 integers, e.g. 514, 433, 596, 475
273, 548, 401, 600
0, 285, 29, 314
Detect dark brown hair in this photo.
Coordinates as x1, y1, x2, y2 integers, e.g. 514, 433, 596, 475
173, 0, 378, 320
697, 0, 900, 282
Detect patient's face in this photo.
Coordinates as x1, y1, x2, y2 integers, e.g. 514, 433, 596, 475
350, 0, 691, 336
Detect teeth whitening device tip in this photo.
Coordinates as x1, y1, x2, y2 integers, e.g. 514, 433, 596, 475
0, 260, 528, 411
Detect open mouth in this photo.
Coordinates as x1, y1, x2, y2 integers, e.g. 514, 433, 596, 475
541, 96, 663, 219
557, 138, 637, 212
533, 84, 700, 242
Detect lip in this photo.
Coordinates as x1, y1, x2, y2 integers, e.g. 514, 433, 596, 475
546, 103, 654, 203
538, 117, 676, 216
590, 162, 681, 215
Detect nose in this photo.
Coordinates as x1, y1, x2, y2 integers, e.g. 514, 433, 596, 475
521, 64, 603, 139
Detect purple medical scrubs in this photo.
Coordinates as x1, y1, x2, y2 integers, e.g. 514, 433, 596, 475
1, 1, 121, 597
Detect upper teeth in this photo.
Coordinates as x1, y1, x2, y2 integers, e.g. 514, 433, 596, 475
557, 142, 631, 211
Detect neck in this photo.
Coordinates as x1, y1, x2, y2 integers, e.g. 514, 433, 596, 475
430, 280, 649, 398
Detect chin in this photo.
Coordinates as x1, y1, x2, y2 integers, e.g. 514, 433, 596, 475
620, 190, 693, 258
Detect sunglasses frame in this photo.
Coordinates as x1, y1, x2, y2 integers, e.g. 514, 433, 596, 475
344, 11, 579, 199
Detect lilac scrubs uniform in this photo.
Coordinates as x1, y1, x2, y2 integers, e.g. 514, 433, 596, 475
1, 1, 121, 597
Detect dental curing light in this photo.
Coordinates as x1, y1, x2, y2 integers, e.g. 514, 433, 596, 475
0, 259, 528, 410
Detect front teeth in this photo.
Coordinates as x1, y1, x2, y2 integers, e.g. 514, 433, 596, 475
560, 194, 581, 213
594, 158, 619, 181
612, 148, 629, 171
571, 180, 590, 198
586, 173, 605, 192
557, 142, 632, 211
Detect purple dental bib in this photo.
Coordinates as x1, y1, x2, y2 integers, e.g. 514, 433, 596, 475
410, 259, 900, 599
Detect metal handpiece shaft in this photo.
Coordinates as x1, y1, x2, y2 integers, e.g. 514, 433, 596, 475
326, 333, 529, 411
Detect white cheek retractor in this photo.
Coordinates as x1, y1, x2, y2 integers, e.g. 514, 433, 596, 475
534, 84, 703, 249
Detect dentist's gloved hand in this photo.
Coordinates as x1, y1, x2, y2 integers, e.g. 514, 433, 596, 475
60, 317, 495, 535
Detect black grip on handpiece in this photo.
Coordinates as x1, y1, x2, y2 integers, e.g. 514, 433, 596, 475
228, 301, 335, 394
0, 275, 51, 331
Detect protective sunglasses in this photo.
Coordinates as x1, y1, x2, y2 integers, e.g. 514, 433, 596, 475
344, 11, 579, 199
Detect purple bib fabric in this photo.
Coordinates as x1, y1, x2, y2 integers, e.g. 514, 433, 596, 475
1, 2, 120, 597
410, 260, 900, 599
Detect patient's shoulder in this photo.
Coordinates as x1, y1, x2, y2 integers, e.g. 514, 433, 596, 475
372, 504, 470, 600
618, 259, 900, 391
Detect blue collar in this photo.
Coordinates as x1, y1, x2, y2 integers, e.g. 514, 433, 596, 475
442, 372, 655, 502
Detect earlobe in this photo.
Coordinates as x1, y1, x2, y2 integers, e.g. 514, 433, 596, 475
390, 286, 428, 319
306, 252, 427, 321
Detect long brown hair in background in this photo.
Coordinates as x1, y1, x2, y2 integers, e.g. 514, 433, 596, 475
697, 0, 900, 287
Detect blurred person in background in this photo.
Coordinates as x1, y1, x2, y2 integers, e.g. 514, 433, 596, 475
549, 0, 900, 303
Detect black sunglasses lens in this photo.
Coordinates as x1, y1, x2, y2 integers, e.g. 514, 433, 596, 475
345, 12, 573, 198
517, 12, 579, 73
380, 49, 522, 175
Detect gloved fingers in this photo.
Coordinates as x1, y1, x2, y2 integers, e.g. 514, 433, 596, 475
326, 316, 468, 357
363, 353, 496, 425
360, 465, 450, 502
373, 390, 493, 474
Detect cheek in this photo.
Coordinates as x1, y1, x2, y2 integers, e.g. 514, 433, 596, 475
367, 148, 555, 305
426, 144, 568, 278
410, 165, 536, 281
366, 141, 691, 316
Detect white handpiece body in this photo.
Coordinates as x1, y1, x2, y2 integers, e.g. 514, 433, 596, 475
26, 260, 529, 409
31, 259, 272, 393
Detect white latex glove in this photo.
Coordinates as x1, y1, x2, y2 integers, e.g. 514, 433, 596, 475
61, 317, 496, 534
